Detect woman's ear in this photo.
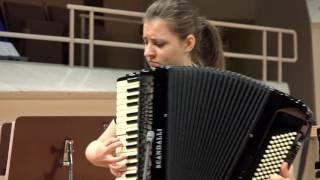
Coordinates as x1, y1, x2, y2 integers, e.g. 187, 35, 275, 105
184, 34, 196, 53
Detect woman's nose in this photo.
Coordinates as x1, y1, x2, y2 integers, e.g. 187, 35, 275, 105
144, 44, 155, 59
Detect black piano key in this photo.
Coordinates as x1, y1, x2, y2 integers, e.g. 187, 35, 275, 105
127, 137, 138, 143
127, 87, 139, 93
127, 112, 138, 117
128, 94, 139, 100
126, 162, 138, 167
127, 101, 138, 107
127, 155, 137, 159
126, 144, 138, 149
127, 130, 138, 136
127, 119, 138, 125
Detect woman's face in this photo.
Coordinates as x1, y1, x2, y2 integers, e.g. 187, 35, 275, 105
143, 18, 194, 68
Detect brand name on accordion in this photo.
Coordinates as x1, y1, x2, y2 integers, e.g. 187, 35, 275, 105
155, 129, 163, 169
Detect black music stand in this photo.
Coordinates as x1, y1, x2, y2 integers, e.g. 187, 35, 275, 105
0, 123, 12, 175
7, 116, 115, 180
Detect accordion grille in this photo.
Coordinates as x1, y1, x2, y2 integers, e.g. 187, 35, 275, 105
166, 67, 270, 179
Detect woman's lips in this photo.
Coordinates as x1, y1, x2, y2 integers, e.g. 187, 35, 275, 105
148, 61, 161, 67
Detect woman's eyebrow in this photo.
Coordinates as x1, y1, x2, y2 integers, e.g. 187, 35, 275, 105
151, 38, 165, 42
142, 36, 167, 43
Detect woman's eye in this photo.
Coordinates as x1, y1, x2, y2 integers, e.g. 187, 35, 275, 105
155, 42, 165, 47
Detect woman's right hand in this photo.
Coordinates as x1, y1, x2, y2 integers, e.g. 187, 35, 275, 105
85, 137, 127, 177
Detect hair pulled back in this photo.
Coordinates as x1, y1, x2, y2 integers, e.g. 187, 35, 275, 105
144, 0, 224, 68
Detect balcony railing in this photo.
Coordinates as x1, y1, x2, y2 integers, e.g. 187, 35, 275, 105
0, 4, 298, 82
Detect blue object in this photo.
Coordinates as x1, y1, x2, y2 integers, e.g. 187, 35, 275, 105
0, 19, 8, 41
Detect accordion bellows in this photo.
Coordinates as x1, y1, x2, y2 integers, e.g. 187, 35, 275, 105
115, 66, 312, 180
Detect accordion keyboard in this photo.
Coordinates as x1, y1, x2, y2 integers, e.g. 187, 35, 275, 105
116, 77, 140, 180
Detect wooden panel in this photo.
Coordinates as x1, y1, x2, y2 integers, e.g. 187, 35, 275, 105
0, 91, 116, 124
311, 24, 320, 124
2, 0, 44, 6
0, 123, 12, 175
44, 0, 83, 8
3, 1, 46, 32
8, 116, 115, 180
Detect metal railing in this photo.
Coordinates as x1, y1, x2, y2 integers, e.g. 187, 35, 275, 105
0, 4, 298, 82
210, 20, 297, 82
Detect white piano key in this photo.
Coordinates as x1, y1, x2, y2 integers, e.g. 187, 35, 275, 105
117, 148, 138, 156
117, 117, 138, 123
117, 80, 139, 87
126, 166, 138, 172
116, 121, 138, 129
116, 175, 137, 180
116, 108, 138, 117
127, 158, 138, 165
117, 134, 138, 142
117, 82, 140, 91
117, 89, 139, 96
124, 169, 138, 176
116, 128, 138, 136
116, 145, 138, 154
117, 105, 139, 113
116, 116, 138, 123
117, 90, 139, 97
116, 126, 138, 136
117, 102, 139, 110
116, 143, 137, 153
119, 149, 138, 157
116, 119, 139, 127
119, 137, 137, 146
117, 104, 138, 111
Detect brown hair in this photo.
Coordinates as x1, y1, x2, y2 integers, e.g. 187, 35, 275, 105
144, 0, 224, 68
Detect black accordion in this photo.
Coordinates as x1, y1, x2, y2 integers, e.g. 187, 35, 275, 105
115, 66, 312, 180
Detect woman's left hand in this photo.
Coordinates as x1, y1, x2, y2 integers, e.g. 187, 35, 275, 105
269, 162, 294, 180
